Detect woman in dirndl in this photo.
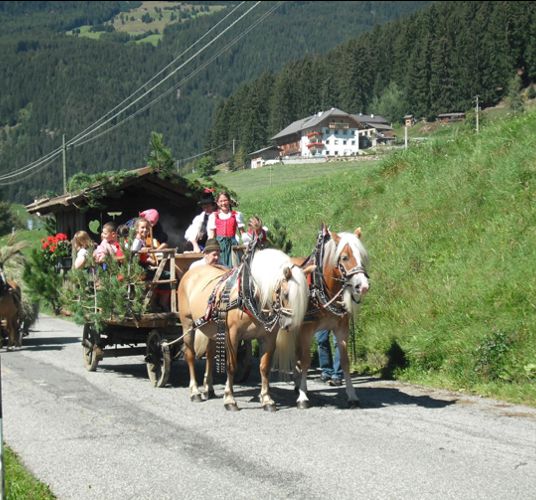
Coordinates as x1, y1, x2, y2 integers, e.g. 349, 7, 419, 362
207, 191, 245, 268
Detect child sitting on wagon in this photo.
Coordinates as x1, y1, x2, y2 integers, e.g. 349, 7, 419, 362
242, 216, 269, 248
72, 230, 94, 270
93, 222, 124, 264
130, 218, 157, 267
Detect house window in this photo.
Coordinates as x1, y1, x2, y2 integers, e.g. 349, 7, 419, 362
343, 140, 347, 145
334, 151, 339, 156
351, 140, 355, 145
334, 140, 339, 145
326, 140, 330, 144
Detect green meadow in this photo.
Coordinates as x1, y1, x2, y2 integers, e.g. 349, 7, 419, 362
216, 109, 536, 406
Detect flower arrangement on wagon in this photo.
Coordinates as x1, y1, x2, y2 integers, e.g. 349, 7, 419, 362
41, 233, 71, 268
23, 233, 72, 314
64, 246, 149, 332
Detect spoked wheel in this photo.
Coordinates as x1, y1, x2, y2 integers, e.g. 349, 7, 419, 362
235, 339, 253, 384
82, 323, 101, 372
146, 329, 171, 388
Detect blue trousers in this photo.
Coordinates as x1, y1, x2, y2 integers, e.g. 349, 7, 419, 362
315, 329, 343, 380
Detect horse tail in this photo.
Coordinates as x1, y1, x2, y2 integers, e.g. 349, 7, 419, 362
273, 327, 297, 381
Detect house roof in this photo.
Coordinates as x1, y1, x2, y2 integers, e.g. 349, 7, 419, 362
26, 166, 200, 215
248, 145, 280, 157
271, 108, 365, 140
352, 113, 389, 124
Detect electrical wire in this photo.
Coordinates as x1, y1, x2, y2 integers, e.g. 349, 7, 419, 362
0, 1, 279, 185
73, 2, 282, 149
69, 1, 247, 145
0, 2, 258, 182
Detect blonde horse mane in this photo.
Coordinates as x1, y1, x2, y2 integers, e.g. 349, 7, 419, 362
250, 248, 308, 331
251, 249, 309, 378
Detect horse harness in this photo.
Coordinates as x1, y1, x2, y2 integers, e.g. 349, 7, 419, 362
192, 238, 286, 373
304, 228, 369, 319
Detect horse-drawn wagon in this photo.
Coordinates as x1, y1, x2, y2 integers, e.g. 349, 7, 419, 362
80, 249, 204, 387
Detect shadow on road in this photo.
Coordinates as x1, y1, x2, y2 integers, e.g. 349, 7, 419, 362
7, 336, 81, 352
89, 357, 456, 411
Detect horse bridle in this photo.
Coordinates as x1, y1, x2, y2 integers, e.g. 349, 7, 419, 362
311, 229, 369, 313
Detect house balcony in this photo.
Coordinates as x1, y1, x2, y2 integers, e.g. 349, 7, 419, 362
307, 141, 323, 149
306, 131, 322, 139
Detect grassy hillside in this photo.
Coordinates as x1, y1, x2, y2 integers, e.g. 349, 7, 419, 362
219, 110, 536, 406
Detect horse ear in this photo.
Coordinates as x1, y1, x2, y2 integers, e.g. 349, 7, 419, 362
283, 266, 292, 280
354, 227, 362, 238
302, 264, 316, 276
330, 230, 340, 244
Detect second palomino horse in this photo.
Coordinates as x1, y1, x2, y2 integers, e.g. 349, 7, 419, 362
292, 225, 369, 408
178, 247, 313, 411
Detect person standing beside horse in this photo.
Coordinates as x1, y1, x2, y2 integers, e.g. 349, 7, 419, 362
207, 191, 245, 268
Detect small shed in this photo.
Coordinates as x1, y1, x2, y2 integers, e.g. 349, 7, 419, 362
25, 166, 207, 249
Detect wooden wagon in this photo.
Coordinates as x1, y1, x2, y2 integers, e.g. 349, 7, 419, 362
81, 250, 202, 387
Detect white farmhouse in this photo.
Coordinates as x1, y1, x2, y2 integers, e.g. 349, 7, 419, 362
271, 108, 380, 159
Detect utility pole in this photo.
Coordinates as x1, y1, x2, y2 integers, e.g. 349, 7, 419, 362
62, 134, 67, 193
475, 95, 480, 134
404, 126, 408, 150
232, 139, 236, 156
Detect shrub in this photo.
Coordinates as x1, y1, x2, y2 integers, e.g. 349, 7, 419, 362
23, 233, 71, 314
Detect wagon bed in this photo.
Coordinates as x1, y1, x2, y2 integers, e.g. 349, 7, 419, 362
81, 250, 201, 387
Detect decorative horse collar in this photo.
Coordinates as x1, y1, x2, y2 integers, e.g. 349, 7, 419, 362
194, 238, 285, 334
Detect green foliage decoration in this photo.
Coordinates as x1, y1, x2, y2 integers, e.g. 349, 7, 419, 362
22, 233, 70, 314
63, 246, 148, 332
67, 170, 137, 210
146, 131, 175, 178
267, 218, 293, 255
196, 155, 217, 178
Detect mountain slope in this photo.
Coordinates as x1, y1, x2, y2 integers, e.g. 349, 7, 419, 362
0, 1, 430, 203
229, 107, 536, 404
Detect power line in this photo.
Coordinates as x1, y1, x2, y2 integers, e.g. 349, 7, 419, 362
0, 2, 261, 182
67, 1, 262, 149
73, 2, 282, 149
69, 1, 248, 145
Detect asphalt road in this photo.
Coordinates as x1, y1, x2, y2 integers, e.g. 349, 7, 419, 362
1, 315, 535, 500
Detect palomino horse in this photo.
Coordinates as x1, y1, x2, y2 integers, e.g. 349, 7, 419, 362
178, 247, 312, 411
0, 265, 22, 349
292, 226, 369, 408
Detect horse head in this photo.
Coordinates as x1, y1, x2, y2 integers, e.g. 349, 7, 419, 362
250, 248, 310, 331
325, 227, 369, 312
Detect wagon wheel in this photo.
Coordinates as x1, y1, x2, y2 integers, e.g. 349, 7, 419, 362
234, 339, 252, 384
146, 329, 171, 388
82, 323, 101, 372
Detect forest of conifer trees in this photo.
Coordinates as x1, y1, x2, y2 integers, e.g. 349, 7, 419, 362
0, 1, 430, 203
208, 1, 536, 157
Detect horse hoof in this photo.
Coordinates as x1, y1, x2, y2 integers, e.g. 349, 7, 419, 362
297, 400, 310, 410
190, 394, 203, 403
202, 390, 216, 400
263, 404, 277, 412
224, 403, 239, 412
348, 400, 361, 409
